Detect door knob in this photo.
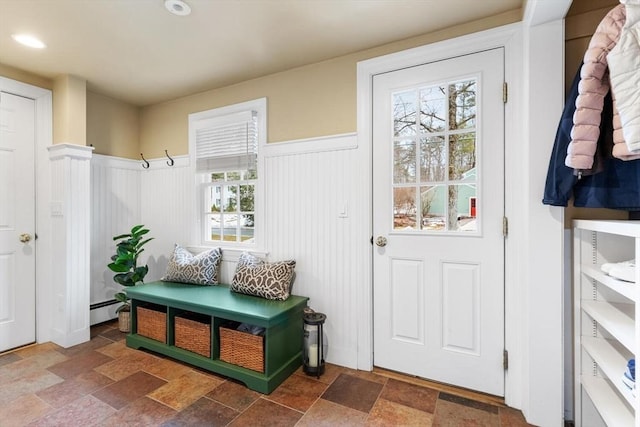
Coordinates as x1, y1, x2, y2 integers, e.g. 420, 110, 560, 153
19, 233, 32, 243
375, 236, 387, 247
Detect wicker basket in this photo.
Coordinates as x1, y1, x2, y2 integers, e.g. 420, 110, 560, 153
219, 325, 264, 372
137, 305, 167, 343
118, 310, 131, 333
175, 313, 211, 357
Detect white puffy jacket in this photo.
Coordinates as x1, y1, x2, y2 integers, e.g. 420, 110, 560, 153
608, 0, 640, 152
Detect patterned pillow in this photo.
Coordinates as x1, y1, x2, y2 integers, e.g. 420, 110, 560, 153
231, 252, 296, 300
162, 244, 222, 285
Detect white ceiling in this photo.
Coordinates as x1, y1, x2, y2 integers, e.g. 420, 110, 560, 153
0, 0, 522, 106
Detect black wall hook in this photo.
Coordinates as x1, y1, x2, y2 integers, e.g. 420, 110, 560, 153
165, 149, 174, 166
140, 153, 150, 169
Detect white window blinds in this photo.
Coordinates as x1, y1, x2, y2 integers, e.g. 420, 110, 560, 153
195, 110, 257, 173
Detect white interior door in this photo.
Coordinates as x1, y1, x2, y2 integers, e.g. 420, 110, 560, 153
0, 91, 36, 353
373, 48, 505, 396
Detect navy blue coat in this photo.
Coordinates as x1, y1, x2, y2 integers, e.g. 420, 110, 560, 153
543, 64, 640, 210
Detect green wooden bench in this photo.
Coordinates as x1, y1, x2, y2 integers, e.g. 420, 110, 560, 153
125, 281, 309, 394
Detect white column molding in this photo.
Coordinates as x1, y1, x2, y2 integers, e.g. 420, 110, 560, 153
519, 0, 570, 425
48, 142, 94, 160
47, 143, 94, 347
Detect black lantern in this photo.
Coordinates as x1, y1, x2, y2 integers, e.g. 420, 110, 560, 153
303, 311, 326, 377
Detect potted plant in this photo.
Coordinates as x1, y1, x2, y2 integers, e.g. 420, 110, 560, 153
108, 225, 154, 332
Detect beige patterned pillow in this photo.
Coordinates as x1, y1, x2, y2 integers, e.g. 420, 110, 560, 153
162, 244, 222, 285
231, 252, 296, 300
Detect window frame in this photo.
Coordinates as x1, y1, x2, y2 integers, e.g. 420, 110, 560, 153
188, 98, 267, 250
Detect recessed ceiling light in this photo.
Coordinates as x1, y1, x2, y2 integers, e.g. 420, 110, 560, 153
165, 0, 191, 16
12, 34, 46, 49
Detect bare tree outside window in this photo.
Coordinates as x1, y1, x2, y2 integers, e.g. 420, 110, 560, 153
392, 78, 477, 232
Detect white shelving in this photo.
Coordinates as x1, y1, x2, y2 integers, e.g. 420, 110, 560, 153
574, 220, 640, 427
582, 376, 634, 427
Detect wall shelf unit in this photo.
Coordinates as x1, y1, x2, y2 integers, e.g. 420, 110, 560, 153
574, 220, 640, 426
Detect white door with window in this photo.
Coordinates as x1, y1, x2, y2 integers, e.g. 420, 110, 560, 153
373, 48, 505, 396
0, 91, 36, 353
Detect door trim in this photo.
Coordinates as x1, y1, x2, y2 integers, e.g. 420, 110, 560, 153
358, 12, 568, 423
371, 48, 506, 396
357, 21, 522, 402
0, 77, 53, 346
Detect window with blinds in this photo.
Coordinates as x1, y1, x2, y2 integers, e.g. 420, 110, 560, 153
189, 98, 266, 246
195, 110, 257, 173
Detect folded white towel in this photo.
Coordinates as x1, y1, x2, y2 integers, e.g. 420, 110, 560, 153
608, 263, 636, 283
601, 260, 634, 275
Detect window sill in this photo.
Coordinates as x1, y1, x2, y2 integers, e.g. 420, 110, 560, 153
185, 245, 268, 261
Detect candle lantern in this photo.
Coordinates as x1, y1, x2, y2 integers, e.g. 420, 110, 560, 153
303, 311, 326, 377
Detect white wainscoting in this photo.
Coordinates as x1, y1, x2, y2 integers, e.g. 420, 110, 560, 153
262, 133, 368, 368
90, 154, 191, 325
90, 155, 142, 324
89, 134, 368, 369
139, 156, 193, 282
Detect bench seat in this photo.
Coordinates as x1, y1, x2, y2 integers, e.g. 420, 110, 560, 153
125, 281, 309, 394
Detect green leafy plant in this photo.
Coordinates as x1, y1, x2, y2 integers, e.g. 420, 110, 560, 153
108, 225, 154, 313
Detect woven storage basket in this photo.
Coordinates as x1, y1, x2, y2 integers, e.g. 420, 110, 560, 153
118, 310, 131, 333
175, 313, 211, 357
137, 305, 167, 343
219, 326, 264, 372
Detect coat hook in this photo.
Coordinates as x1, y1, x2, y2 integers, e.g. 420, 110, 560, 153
140, 153, 150, 169
165, 149, 174, 166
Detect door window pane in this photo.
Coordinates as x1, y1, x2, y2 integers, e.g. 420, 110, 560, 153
393, 91, 417, 137
420, 136, 445, 182
394, 140, 416, 184
391, 77, 479, 233
420, 185, 445, 230
394, 187, 416, 230
449, 80, 476, 130
447, 184, 477, 232
449, 133, 476, 180
420, 86, 446, 132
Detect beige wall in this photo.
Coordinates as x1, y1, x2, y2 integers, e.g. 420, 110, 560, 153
1, 9, 520, 160
87, 91, 140, 158
52, 74, 87, 146
563, 0, 627, 226
0, 63, 52, 90
140, 10, 521, 158
0, 66, 90, 149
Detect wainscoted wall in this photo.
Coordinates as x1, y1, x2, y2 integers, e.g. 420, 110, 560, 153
139, 156, 194, 282
261, 133, 368, 368
89, 133, 367, 369
90, 154, 192, 324
90, 155, 141, 324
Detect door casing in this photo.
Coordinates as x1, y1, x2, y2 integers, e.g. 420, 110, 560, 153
371, 47, 506, 396
357, 23, 526, 409
0, 77, 53, 347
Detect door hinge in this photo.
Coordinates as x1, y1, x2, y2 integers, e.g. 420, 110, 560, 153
503, 82, 508, 103
503, 349, 509, 370
502, 216, 508, 237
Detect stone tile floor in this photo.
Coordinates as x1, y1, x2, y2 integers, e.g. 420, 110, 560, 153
0, 320, 533, 426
